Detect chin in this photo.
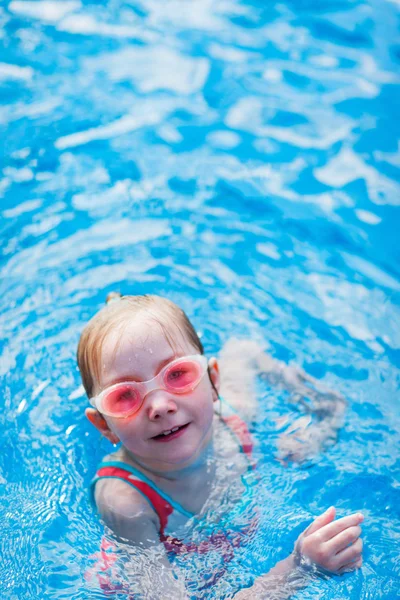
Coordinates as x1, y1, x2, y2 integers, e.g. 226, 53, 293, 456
161, 445, 199, 466
161, 437, 209, 468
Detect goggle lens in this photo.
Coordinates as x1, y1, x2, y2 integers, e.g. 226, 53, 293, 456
163, 359, 203, 392
102, 384, 142, 417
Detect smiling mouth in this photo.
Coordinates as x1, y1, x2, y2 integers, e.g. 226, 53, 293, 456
151, 423, 190, 441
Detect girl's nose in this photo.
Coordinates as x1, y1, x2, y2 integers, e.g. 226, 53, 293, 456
146, 391, 178, 421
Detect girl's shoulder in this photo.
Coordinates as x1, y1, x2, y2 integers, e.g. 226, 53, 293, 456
94, 473, 160, 534
94, 474, 147, 511
93, 449, 160, 527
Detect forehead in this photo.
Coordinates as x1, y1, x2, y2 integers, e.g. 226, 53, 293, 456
97, 315, 197, 384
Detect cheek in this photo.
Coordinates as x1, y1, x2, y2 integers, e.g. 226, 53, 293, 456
108, 415, 141, 440
192, 388, 215, 419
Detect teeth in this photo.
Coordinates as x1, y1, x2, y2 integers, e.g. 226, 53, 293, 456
162, 426, 180, 436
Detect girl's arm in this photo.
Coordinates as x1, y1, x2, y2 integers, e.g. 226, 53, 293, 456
218, 338, 346, 462
232, 507, 363, 599
94, 480, 188, 599
94, 481, 363, 598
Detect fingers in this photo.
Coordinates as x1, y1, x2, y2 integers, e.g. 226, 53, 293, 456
300, 532, 363, 573
337, 555, 363, 574
326, 525, 362, 554
316, 513, 364, 543
333, 538, 363, 569
305, 507, 336, 536
298, 509, 364, 575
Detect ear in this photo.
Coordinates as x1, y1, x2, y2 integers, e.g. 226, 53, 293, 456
207, 357, 220, 402
85, 408, 120, 445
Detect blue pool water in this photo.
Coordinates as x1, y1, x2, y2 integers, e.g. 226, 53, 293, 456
1, 0, 400, 598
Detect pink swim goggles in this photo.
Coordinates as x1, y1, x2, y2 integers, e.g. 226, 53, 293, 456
90, 354, 208, 418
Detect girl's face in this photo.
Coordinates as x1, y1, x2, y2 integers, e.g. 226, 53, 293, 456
88, 316, 219, 473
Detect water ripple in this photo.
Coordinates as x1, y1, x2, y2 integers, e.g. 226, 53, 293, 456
1, 0, 399, 598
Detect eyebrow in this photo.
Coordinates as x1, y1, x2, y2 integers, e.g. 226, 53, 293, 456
101, 353, 179, 390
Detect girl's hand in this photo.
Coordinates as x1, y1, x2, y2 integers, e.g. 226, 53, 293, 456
294, 507, 364, 574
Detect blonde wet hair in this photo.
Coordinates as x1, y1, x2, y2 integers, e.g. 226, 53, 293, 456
77, 293, 204, 398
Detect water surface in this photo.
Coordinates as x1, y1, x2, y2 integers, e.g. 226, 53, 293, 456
1, 0, 399, 598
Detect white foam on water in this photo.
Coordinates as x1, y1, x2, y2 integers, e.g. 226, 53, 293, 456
309, 54, 339, 68
16, 399, 27, 414
65, 425, 77, 438
54, 152, 111, 188
360, 54, 399, 84
257, 243, 281, 261
260, 123, 352, 150
63, 260, 161, 295
32, 379, 50, 400
341, 252, 400, 292
307, 273, 377, 343
374, 143, 400, 168
128, 175, 168, 202
23, 99, 61, 117
225, 96, 352, 149
209, 260, 237, 285
315, 147, 373, 187
301, 191, 352, 215
0, 177, 11, 198
355, 209, 381, 225
262, 21, 311, 53
321, 54, 399, 104
206, 130, 241, 149
157, 124, 183, 143
263, 68, 283, 82
58, 14, 155, 42
71, 180, 136, 216
216, 155, 298, 203
35, 172, 54, 181
84, 46, 210, 95
11, 147, 30, 159
145, 0, 226, 31
0, 345, 17, 376
3, 166, 34, 182
5, 219, 172, 274
0, 99, 61, 126
217, 156, 338, 211
55, 111, 163, 150
0, 62, 34, 81
315, 147, 400, 205
68, 386, 85, 401
208, 43, 261, 63
9, 0, 81, 23
3, 199, 43, 218
22, 214, 63, 236
225, 96, 263, 131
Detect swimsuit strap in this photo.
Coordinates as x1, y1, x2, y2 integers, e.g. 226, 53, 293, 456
92, 405, 254, 536
92, 461, 194, 536
220, 414, 253, 459
218, 397, 254, 461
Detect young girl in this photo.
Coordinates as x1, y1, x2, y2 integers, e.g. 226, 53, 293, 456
78, 293, 364, 599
